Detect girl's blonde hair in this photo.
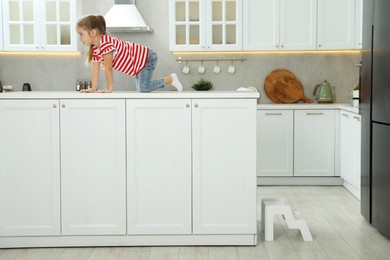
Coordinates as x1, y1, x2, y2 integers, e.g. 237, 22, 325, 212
76, 15, 107, 63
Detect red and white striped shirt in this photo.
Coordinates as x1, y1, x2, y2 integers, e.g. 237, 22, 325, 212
92, 35, 149, 76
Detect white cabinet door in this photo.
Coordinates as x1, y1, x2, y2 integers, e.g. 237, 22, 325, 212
317, 0, 355, 50
280, 0, 317, 50
169, 0, 242, 51
60, 99, 126, 235
294, 110, 336, 176
41, 0, 78, 51
355, 0, 363, 49
351, 114, 361, 198
340, 111, 361, 199
126, 99, 192, 235
2, 0, 39, 51
244, 0, 280, 50
192, 99, 257, 234
340, 112, 353, 182
206, 0, 242, 51
0, 100, 60, 236
257, 110, 293, 177
169, 0, 205, 51
0, 1, 3, 50
2, 0, 78, 51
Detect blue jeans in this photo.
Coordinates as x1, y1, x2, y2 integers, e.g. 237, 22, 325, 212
135, 49, 165, 92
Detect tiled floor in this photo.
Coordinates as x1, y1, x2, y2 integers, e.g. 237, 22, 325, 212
1, 186, 389, 260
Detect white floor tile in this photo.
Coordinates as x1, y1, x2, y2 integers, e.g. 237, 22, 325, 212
208, 247, 238, 260
118, 247, 150, 260
57, 247, 94, 260
178, 246, 208, 260
148, 246, 180, 260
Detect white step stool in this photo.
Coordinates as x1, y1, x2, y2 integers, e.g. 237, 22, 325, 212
261, 198, 313, 241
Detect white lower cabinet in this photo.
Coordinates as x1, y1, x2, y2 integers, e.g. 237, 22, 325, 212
294, 110, 336, 176
340, 111, 361, 199
127, 99, 257, 235
0, 100, 60, 236
257, 110, 293, 176
192, 99, 257, 234
257, 109, 336, 177
0, 96, 257, 246
126, 99, 192, 234
60, 99, 126, 235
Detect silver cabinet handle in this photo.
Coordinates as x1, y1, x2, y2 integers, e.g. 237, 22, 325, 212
353, 116, 361, 121
265, 112, 282, 116
342, 113, 350, 118
194, 104, 199, 108
62, 104, 66, 108
306, 112, 323, 116
53, 104, 57, 108
186, 104, 190, 108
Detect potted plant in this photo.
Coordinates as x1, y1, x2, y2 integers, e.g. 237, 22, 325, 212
191, 79, 213, 91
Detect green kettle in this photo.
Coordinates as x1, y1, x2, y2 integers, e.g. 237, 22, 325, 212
313, 80, 334, 103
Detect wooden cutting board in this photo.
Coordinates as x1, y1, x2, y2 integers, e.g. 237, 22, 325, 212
264, 69, 297, 103
264, 69, 312, 103
275, 79, 312, 104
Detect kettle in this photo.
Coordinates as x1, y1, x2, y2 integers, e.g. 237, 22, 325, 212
313, 80, 334, 103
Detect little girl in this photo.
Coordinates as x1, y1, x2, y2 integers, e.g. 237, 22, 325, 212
76, 15, 183, 93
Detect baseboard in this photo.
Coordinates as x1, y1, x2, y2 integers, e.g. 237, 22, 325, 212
257, 177, 343, 186
342, 180, 361, 200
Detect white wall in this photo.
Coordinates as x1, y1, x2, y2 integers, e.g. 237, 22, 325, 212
0, 0, 360, 103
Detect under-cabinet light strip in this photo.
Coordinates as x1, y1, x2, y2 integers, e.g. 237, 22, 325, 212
0, 51, 82, 56
176, 58, 247, 62
172, 50, 360, 56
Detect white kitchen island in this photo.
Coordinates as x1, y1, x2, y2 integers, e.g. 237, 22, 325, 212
0, 91, 258, 248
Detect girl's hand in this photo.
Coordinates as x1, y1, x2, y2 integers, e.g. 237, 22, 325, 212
96, 88, 112, 93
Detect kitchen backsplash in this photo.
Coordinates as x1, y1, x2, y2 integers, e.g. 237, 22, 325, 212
0, 0, 360, 103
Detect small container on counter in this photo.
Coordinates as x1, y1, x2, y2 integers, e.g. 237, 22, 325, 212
22, 83, 31, 91
2, 85, 13, 92
76, 80, 92, 91
353, 90, 360, 107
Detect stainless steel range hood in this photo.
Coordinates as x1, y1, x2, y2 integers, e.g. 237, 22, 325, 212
104, 0, 152, 32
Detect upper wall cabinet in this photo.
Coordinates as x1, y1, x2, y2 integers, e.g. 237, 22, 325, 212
317, 0, 355, 50
280, 0, 317, 50
355, 0, 363, 49
2, 0, 78, 51
244, 0, 316, 51
0, 1, 3, 50
169, 0, 242, 51
243, 0, 279, 50
170, 0, 362, 51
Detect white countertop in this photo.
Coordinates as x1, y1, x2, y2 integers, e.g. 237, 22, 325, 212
257, 103, 359, 114
0, 91, 259, 99
0, 91, 359, 113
